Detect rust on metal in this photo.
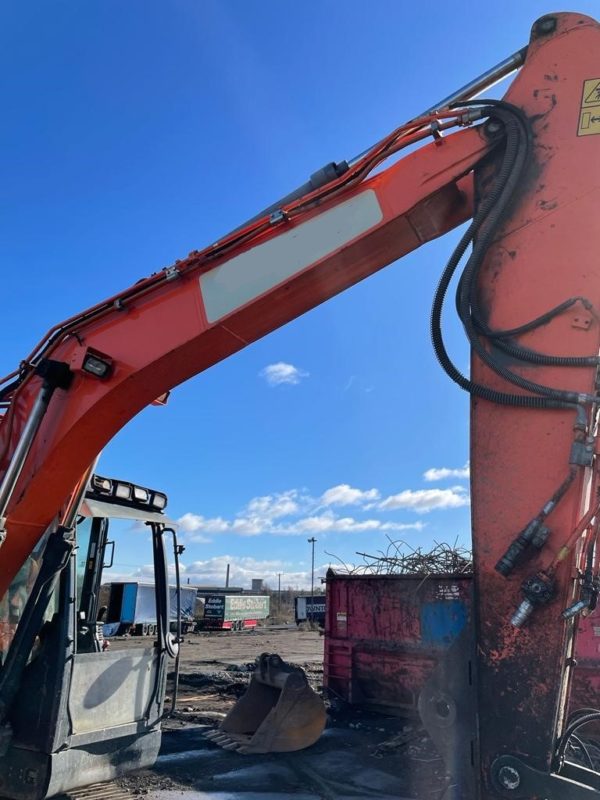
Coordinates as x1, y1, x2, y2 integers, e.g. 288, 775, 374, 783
324, 570, 471, 715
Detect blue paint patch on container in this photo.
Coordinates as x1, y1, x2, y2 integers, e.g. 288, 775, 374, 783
421, 600, 467, 646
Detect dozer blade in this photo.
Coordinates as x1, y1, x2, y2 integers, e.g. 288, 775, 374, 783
206, 652, 327, 754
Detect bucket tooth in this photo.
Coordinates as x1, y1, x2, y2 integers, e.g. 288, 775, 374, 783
221, 741, 242, 751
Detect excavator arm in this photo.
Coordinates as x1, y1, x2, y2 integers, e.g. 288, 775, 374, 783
1, 10, 600, 799
0, 120, 486, 591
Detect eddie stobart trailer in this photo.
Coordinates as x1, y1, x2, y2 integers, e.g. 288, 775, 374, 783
197, 594, 270, 631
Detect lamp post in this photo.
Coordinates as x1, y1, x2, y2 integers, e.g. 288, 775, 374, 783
278, 572, 281, 614
307, 537, 316, 623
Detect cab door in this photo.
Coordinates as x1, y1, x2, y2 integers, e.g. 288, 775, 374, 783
67, 517, 169, 739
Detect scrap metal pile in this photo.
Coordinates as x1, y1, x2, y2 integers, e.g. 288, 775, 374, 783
326, 538, 473, 576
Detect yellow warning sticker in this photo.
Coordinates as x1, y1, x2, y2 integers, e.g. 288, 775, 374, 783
578, 78, 600, 136
582, 79, 600, 106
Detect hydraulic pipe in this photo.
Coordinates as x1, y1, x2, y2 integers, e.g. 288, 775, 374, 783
348, 46, 528, 167
227, 45, 527, 234
0, 362, 72, 547
419, 46, 528, 116
0, 386, 54, 545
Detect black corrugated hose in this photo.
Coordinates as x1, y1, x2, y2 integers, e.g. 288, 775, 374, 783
430, 99, 598, 410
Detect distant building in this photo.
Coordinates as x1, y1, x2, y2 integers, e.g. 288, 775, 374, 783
251, 578, 264, 593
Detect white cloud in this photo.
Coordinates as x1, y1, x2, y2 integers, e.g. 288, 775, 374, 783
321, 484, 380, 507
177, 477, 467, 541
423, 462, 470, 482
178, 492, 304, 538
259, 362, 309, 386
280, 511, 423, 535
178, 485, 426, 538
379, 487, 470, 513
246, 491, 300, 519
178, 513, 229, 533
292, 513, 368, 533
229, 490, 306, 536
230, 517, 265, 536
105, 555, 322, 590
135, 563, 154, 578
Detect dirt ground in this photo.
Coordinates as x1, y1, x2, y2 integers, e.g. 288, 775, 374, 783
168, 625, 325, 719
111, 624, 323, 666
175, 624, 323, 669
112, 626, 448, 800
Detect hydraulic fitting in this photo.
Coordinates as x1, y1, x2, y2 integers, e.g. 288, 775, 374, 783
511, 599, 535, 628
511, 571, 556, 628
562, 600, 587, 620
562, 569, 600, 619
496, 521, 550, 576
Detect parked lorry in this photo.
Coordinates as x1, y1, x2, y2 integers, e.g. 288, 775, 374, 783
294, 595, 326, 627
196, 594, 270, 631
103, 581, 197, 636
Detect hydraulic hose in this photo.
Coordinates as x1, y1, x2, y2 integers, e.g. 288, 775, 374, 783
456, 109, 592, 403
472, 295, 600, 367
460, 103, 600, 371
431, 103, 580, 411
431, 99, 598, 410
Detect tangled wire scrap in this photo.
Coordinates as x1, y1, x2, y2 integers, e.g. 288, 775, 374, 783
325, 537, 473, 577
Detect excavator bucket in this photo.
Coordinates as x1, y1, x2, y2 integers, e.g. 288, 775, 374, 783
205, 652, 327, 754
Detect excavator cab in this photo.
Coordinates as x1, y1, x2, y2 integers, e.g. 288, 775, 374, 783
0, 475, 181, 800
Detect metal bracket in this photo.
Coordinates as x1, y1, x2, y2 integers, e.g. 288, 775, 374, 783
102, 539, 115, 569
164, 265, 180, 281
571, 312, 593, 330
570, 439, 595, 467
269, 209, 288, 225
491, 755, 600, 798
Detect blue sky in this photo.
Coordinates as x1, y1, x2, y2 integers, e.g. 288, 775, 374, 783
2, 2, 598, 589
